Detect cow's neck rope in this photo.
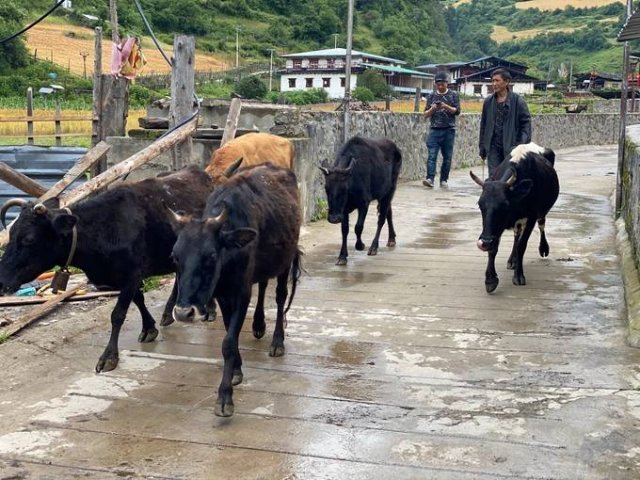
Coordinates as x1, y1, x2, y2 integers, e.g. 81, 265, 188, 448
61, 207, 78, 271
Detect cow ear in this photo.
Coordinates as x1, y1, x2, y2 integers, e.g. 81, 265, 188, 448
509, 179, 533, 200
52, 213, 77, 234
220, 228, 257, 249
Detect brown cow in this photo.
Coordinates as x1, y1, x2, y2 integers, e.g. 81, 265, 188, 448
205, 132, 294, 183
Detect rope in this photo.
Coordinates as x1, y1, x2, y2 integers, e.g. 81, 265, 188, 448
0, 0, 67, 45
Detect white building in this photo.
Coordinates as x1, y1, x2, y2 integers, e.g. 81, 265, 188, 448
279, 48, 433, 99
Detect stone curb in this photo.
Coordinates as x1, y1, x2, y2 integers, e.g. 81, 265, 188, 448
616, 217, 640, 348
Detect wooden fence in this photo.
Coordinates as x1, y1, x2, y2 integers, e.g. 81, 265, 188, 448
0, 87, 93, 146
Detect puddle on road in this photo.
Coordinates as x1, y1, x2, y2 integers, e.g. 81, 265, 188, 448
408, 210, 477, 250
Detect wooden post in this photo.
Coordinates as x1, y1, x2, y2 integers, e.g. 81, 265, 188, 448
109, 0, 119, 44
414, 87, 421, 113
54, 101, 62, 146
169, 35, 196, 170
0, 162, 47, 197
385, 95, 391, 111
91, 27, 103, 150
220, 98, 242, 147
26, 88, 34, 145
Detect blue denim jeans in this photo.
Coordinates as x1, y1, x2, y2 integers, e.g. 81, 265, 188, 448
426, 128, 455, 182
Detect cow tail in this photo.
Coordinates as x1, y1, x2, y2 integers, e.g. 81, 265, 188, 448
284, 248, 303, 316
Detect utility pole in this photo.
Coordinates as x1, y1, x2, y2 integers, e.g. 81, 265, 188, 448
80, 50, 89, 79
334, 33, 339, 49
235, 26, 241, 69
267, 48, 276, 91
343, 0, 354, 142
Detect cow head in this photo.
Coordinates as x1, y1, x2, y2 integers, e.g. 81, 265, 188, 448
0, 198, 76, 294
170, 206, 257, 322
320, 157, 354, 224
470, 169, 533, 252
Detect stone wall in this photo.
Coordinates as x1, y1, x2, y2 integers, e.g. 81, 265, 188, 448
107, 110, 640, 221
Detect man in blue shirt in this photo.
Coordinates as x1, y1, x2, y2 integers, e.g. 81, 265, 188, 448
423, 71, 461, 189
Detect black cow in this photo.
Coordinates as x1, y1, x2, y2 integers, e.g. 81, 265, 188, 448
170, 163, 302, 417
470, 142, 559, 293
320, 135, 402, 265
0, 165, 214, 372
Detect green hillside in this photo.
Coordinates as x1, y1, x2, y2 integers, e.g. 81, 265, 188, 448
1, 0, 636, 85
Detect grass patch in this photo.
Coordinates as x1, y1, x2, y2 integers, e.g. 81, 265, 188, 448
0, 332, 8, 345
142, 276, 163, 293
311, 197, 328, 222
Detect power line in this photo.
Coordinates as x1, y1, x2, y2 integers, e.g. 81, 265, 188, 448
0, 0, 66, 45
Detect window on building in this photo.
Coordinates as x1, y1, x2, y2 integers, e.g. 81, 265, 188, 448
309, 59, 318, 68
340, 77, 346, 87
328, 59, 335, 68
288, 78, 296, 88
293, 60, 302, 69
322, 78, 331, 88
306, 78, 313, 88
474, 84, 482, 95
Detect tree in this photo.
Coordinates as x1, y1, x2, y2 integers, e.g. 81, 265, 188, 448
235, 75, 267, 99
0, 1, 30, 73
357, 69, 390, 99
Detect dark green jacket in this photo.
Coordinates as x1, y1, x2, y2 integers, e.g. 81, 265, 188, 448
479, 91, 531, 159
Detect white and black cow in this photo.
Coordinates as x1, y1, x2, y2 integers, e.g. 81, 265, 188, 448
470, 142, 559, 293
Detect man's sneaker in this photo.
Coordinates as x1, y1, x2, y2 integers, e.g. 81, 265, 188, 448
422, 178, 434, 188
440, 181, 448, 189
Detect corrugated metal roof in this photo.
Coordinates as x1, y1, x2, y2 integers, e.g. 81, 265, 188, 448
0, 145, 87, 226
364, 64, 434, 78
618, 10, 640, 41
281, 48, 406, 65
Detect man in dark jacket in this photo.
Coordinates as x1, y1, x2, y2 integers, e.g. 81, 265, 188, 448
479, 68, 531, 176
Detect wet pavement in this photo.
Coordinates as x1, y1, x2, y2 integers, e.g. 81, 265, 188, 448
1, 145, 640, 479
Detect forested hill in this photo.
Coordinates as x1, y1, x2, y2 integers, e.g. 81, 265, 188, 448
0, 0, 633, 79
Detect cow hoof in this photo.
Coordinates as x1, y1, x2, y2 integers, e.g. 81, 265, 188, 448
160, 314, 174, 327
513, 275, 526, 286
203, 311, 216, 322
138, 327, 158, 343
269, 344, 285, 357
336, 257, 347, 266
506, 260, 515, 270
95, 356, 119, 373
485, 279, 499, 293
368, 247, 378, 256
214, 401, 235, 417
539, 244, 549, 257
387, 239, 396, 248
232, 369, 243, 386
253, 327, 266, 339
355, 241, 365, 251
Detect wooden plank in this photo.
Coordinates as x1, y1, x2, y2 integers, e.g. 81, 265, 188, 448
170, 35, 195, 170
91, 26, 103, 149
0, 161, 47, 197
0, 133, 94, 139
220, 97, 242, 147
0, 116, 93, 123
0, 290, 118, 308
0, 284, 85, 338
40, 141, 111, 201
54, 102, 62, 147
59, 116, 198, 208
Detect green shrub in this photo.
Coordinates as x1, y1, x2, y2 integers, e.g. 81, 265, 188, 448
235, 76, 267, 99
357, 69, 391, 99
352, 86, 374, 102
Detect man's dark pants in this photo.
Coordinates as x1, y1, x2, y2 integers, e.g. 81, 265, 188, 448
426, 128, 455, 182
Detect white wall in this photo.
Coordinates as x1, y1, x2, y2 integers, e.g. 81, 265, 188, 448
280, 73, 358, 99
459, 81, 534, 97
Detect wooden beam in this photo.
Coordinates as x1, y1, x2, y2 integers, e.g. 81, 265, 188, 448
170, 35, 195, 170
220, 97, 242, 147
0, 161, 47, 197
0, 290, 118, 308
60, 116, 197, 208
0, 284, 85, 338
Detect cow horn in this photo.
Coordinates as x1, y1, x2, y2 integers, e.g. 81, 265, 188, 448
33, 203, 48, 215
318, 165, 330, 176
223, 158, 243, 178
505, 172, 517, 187
163, 200, 192, 225
206, 207, 228, 226
0, 198, 28, 228
469, 171, 484, 187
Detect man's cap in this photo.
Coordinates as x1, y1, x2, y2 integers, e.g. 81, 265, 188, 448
434, 72, 448, 83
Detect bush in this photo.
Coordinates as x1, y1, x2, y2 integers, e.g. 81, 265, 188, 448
357, 69, 391, 99
352, 86, 374, 102
267, 88, 328, 105
235, 76, 267, 99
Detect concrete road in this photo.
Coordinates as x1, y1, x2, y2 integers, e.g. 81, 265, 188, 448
1, 145, 639, 479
